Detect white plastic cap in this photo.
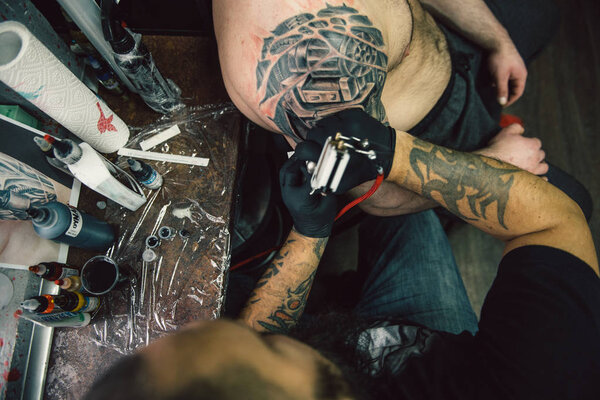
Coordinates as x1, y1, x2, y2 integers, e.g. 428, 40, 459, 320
21, 299, 41, 311
142, 249, 157, 262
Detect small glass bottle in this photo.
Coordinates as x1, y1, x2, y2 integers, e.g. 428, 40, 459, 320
127, 158, 163, 189
21, 295, 56, 314
29, 262, 79, 281
55, 276, 82, 292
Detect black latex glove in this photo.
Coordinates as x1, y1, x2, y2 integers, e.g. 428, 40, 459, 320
280, 156, 337, 238
295, 109, 396, 194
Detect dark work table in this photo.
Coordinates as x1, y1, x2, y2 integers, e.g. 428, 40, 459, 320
43, 36, 240, 399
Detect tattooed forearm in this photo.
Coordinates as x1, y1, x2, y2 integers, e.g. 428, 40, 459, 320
249, 244, 294, 299
257, 4, 388, 140
239, 233, 327, 332
313, 236, 327, 259
257, 270, 316, 333
408, 139, 519, 229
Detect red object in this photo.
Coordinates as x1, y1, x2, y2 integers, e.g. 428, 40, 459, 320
499, 114, 524, 128
230, 246, 282, 271
229, 174, 385, 272
334, 173, 384, 221
96, 102, 117, 133
43, 134, 55, 144
2, 368, 21, 382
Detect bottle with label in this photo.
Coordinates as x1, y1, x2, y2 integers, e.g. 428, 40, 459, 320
28, 201, 115, 250
32, 136, 73, 177
127, 158, 163, 189
45, 136, 146, 211
53, 291, 100, 313
102, 9, 182, 114
88, 55, 124, 95
20, 311, 91, 328
0, 189, 30, 212
22, 292, 100, 314
29, 262, 78, 281
21, 295, 56, 314
55, 276, 82, 292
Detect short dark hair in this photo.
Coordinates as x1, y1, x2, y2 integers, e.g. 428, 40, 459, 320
84, 354, 289, 400
289, 312, 396, 400
85, 312, 395, 400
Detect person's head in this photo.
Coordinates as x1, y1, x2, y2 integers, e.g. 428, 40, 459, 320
86, 316, 393, 400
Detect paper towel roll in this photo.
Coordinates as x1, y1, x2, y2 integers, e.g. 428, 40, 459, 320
0, 21, 129, 153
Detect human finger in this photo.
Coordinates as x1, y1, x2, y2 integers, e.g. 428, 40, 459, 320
494, 69, 510, 106
504, 123, 525, 135
279, 158, 306, 187
534, 162, 550, 176
295, 141, 322, 163
506, 72, 527, 107
538, 150, 546, 163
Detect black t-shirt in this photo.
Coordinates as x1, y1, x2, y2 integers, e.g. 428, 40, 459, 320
359, 246, 600, 400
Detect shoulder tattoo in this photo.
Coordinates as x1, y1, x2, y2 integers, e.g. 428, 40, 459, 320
256, 4, 388, 140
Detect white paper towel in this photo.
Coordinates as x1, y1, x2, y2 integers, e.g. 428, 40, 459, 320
0, 21, 129, 153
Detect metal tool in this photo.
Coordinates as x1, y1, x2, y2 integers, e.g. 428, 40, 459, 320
309, 132, 377, 194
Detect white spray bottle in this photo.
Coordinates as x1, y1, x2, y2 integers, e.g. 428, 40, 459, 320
45, 135, 146, 211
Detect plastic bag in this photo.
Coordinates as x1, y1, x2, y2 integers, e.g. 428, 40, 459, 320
74, 104, 240, 353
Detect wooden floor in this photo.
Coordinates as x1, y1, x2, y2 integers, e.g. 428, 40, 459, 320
322, 0, 600, 317
455, 0, 600, 315
510, 0, 600, 252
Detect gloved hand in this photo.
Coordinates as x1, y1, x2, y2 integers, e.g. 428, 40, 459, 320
294, 109, 396, 194
280, 156, 337, 238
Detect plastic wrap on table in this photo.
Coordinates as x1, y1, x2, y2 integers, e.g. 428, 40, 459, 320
111, 29, 184, 115
81, 104, 240, 353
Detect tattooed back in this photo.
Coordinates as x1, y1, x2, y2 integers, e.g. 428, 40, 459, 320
214, 0, 451, 145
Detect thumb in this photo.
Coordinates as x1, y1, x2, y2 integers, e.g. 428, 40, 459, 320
495, 70, 510, 106
504, 123, 525, 135
295, 141, 322, 163
279, 158, 305, 187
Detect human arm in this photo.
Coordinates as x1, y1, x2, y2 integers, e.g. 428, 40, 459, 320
214, 0, 392, 141
353, 121, 551, 217
350, 181, 437, 216
239, 158, 336, 332
238, 232, 327, 333
420, 0, 527, 106
389, 130, 598, 272
296, 110, 598, 273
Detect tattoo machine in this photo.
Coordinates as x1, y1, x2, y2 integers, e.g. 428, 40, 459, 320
308, 132, 381, 194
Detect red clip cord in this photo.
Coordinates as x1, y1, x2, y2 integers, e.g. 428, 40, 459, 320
229, 174, 385, 272
334, 173, 384, 221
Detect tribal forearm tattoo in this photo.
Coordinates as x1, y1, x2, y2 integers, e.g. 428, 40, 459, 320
246, 245, 293, 305
241, 235, 326, 333
409, 140, 520, 229
256, 4, 388, 141
257, 270, 317, 333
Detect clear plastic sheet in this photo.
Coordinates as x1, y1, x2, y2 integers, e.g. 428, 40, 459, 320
111, 29, 184, 114
85, 104, 240, 353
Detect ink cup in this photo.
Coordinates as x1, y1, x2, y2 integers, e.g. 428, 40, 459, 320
81, 256, 128, 295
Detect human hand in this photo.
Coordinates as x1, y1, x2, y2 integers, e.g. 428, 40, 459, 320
488, 41, 528, 107
294, 109, 396, 193
280, 156, 337, 238
475, 123, 549, 175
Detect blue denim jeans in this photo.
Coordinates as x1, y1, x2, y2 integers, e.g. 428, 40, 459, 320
355, 210, 479, 335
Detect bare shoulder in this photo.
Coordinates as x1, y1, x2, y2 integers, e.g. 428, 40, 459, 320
214, 0, 412, 140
